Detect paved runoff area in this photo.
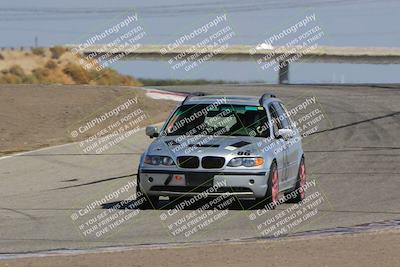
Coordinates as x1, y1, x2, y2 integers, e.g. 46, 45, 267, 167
0, 84, 399, 265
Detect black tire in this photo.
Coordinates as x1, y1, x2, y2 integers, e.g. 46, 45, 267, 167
284, 157, 306, 203
255, 162, 279, 209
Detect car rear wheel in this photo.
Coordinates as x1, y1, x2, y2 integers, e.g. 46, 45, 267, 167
285, 157, 306, 203
255, 162, 279, 209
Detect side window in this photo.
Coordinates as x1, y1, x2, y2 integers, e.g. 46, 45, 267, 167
277, 102, 294, 128
268, 103, 282, 136
273, 102, 290, 129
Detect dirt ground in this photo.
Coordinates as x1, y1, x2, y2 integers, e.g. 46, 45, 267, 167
0, 84, 176, 155
1, 230, 399, 267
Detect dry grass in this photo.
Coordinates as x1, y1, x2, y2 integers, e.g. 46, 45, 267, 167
63, 63, 91, 84
49, 46, 67, 59
31, 47, 46, 57
0, 47, 142, 86
45, 60, 57, 69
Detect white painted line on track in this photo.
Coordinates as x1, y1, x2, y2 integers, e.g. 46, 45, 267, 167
144, 88, 187, 101
0, 87, 182, 161
0, 122, 165, 161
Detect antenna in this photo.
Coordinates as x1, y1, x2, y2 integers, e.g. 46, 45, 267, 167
182, 92, 207, 104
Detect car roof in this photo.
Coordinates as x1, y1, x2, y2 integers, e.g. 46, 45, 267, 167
183, 95, 280, 106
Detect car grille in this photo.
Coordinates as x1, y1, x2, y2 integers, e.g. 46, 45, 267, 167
201, 156, 225, 169
177, 156, 200, 168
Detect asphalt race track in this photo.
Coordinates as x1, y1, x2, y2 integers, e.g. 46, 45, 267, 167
1, 84, 399, 255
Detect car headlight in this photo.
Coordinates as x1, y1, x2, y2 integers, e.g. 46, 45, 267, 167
144, 155, 175, 166
227, 157, 264, 167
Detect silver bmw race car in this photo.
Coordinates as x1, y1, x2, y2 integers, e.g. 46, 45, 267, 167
137, 93, 306, 208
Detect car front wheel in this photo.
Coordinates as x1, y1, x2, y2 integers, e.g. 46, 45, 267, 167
285, 157, 306, 203
255, 162, 279, 209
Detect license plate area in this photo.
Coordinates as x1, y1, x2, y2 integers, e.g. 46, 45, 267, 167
185, 172, 214, 187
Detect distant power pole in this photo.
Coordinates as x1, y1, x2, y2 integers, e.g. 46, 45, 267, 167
34, 36, 38, 48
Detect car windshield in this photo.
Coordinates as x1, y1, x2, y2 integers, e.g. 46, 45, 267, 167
162, 104, 270, 137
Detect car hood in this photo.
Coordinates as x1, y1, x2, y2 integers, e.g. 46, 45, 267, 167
146, 135, 270, 157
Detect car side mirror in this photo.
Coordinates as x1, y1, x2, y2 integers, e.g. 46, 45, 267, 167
146, 125, 159, 138
276, 128, 294, 140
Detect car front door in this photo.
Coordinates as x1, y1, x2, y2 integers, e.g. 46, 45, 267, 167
274, 102, 301, 185
267, 102, 289, 188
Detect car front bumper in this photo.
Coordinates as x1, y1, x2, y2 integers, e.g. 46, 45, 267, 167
139, 169, 269, 198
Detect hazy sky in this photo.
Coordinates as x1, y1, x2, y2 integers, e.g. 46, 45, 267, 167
1, 0, 399, 82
